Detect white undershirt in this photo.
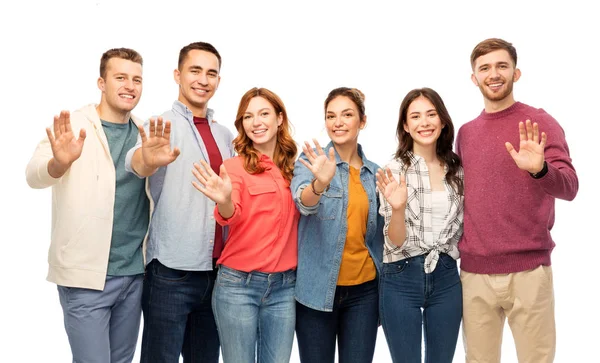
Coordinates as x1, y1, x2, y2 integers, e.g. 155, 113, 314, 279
431, 190, 449, 241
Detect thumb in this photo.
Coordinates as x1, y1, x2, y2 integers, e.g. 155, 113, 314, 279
399, 173, 406, 186
328, 147, 335, 161
78, 128, 87, 142
219, 164, 229, 179
505, 142, 518, 160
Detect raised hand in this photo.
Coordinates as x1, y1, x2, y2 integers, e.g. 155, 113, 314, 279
505, 119, 546, 173
376, 167, 407, 211
192, 160, 232, 205
46, 110, 86, 169
138, 117, 181, 169
299, 139, 337, 186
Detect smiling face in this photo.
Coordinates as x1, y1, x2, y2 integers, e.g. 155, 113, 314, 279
403, 96, 444, 155
174, 49, 220, 117
98, 57, 143, 114
325, 96, 365, 147
471, 49, 521, 110
242, 96, 282, 156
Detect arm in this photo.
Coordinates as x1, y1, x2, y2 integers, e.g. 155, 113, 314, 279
376, 167, 408, 247
129, 117, 180, 177
26, 111, 86, 188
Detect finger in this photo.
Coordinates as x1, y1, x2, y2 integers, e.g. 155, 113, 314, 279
532, 122, 540, 144
77, 128, 87, 145
328, 147, 336, 162
304, 141, 318, 160
192, 163, 209, 183
59, 111, 67, 135
191, 180, 207, 193
298, 158, 313, 172
313, 138, 324, 155
53, 115, 60, 138
376, 181, 385, 194
170, 147, 181, 160
63, 111, 73, 134
518, 121, 526, 142
540, 132, 547, 149
525, 119, 533, 141
45, 127, 56, 147
163, 120, 173, 141
199, 160, 215, 176
385, 167, 394, 183
156, 117, 164, 137
399, 173, 406, 187
138, 124, 148, 143
505, 142, 518, 160
149, 118, 156, 136
376, 172, 387, 188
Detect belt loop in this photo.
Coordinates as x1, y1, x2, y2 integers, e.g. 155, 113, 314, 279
245, 271, 252, 286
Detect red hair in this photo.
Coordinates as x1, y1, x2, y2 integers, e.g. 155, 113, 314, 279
233, 88, 297, 182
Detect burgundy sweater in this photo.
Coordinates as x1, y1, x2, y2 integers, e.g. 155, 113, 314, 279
456, 102, 578, 274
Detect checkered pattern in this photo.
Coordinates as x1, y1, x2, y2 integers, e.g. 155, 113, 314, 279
378, 153, 464, 273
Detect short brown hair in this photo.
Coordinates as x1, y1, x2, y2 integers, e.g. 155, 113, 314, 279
178, 42, 222, 70
99, 48, 143, 78
470, 38, 517, 69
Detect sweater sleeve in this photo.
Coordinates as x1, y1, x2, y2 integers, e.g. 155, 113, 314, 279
25, 135, 61, 189
535, 113, 578, 201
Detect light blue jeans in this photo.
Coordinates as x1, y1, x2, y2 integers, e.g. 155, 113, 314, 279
212, 265, 296, 363
57, 274, 143, 363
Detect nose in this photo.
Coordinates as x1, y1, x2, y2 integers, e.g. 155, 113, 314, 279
124, 79, 134, 90
197, 72, 208, 85
333, 116, 344, 128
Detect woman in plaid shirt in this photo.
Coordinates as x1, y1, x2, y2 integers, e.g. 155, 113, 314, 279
376, 87, 464, 363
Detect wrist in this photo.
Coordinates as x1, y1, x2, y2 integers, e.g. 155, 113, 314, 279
311, 178, 330, 195
529, 161, 548, 179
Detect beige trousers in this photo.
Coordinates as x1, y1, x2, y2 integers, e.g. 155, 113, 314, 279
461, 266, 555, 363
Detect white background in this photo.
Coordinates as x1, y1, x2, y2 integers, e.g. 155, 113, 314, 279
1, 0, 597, 362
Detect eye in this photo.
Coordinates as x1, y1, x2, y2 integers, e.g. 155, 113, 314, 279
326, 115, 335, 120
243, 115, 252, 120
116, 76, 124, 80
480, 66, 489, 72
208, 72, 218, 78
261, 112, 269, 117
428, 112, 437, 118
411, 115, 419, 120
499, 64, 508, 69
191, 70, 199, 74
134, 79, 142, 84
344, 112, 353, 117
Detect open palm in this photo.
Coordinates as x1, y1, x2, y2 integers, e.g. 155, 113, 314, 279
505, 119, 546, 173
376, 167, 407, 211
46, 110, 86, 167
139, 116, 180, 169
192, 161, 232, 205
298, 139, 337, 185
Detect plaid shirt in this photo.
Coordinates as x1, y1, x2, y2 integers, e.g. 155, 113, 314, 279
378, 153, 464, 273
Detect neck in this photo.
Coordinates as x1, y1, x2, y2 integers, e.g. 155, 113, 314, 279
412, 144, 438, 164
254, 142, 276, 161
334, 141, 361, 166
96, 102, 130, 124
179, 95, 208, 118
484, 94, 516, 113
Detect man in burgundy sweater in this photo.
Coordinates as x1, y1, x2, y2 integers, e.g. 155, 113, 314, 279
456, 38, 578, 363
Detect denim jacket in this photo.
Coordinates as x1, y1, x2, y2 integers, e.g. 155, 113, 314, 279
291, 141, 384, 312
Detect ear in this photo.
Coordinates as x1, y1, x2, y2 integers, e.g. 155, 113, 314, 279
277, 112, 283, 127
215, 75, 221, 91
97, 77, 105, 92
471, 73, 479, 86
173, 69, 181, 85
359, 115, 367, 130
513, 68, 521, 82
403, 123, 409, 133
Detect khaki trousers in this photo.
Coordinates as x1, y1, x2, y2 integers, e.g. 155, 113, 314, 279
461, 266, 555, 363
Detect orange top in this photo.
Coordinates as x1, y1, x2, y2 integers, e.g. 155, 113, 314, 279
215, 155, 299, 273
337, 166, 377, 285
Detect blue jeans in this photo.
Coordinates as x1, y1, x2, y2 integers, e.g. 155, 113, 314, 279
212, 265, 296, 363
295, 278, 379, 363
380, 253, 462, 363
57, 274, 143, 363
140, 259, 219, 363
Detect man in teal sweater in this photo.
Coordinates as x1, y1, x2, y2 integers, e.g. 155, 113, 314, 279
456, 38, 578, 363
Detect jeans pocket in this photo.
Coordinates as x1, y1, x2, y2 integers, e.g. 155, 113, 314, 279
437, 253, 458, 269
382, 260, 408, 275
218, 269, 244, 285
153, 261, 190, 282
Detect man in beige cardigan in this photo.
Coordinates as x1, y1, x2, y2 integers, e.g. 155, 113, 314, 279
26, 48, 149, 363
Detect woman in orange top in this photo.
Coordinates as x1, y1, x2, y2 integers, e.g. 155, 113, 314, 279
192, 87, 299, 363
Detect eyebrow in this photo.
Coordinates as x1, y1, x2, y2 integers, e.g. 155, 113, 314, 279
327, 108, 354, 113
246, 108, 271, 114
189, 65, 219, 73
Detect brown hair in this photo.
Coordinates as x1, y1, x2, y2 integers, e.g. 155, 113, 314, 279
178, 42, 222, 70
470, 38, 517, 69
324, 87, 366, 121
99, 48, 143, 79
233, 88, 297, 183
395, 88, 463, 195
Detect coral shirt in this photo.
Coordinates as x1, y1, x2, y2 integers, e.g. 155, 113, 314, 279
214, 155, 299, 273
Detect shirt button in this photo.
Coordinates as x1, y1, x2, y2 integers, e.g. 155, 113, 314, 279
209, 240, 214, 244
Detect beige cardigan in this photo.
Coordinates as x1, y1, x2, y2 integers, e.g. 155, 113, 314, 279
26, 104, 148, 290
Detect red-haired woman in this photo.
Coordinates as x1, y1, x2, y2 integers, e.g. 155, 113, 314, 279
192, 87, 299, 363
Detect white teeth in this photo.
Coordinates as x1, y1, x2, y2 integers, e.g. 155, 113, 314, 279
253, 130, 267, 134
419, 130, 433, 136
120, 94, 134, 99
